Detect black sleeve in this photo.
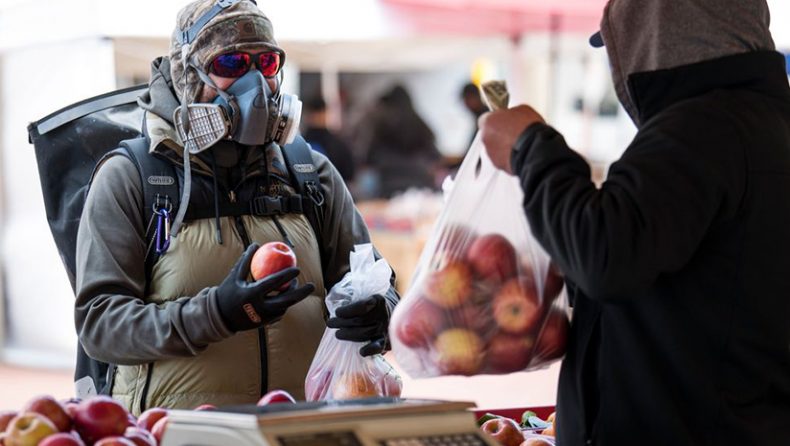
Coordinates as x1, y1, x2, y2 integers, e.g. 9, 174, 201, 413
511, 119, 744, 301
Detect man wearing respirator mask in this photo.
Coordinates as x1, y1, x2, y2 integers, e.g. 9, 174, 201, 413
74, 0, 399, 412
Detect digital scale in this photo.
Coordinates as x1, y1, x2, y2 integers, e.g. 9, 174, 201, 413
161, 398, 499, 446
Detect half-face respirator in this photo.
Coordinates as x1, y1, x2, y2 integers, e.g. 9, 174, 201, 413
174, 68, 301, 153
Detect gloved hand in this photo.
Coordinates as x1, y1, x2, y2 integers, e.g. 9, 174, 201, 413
216, 244, 315, 333
327, 294, 390, 357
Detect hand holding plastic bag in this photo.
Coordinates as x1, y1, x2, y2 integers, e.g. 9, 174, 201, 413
305, 244, 403, 400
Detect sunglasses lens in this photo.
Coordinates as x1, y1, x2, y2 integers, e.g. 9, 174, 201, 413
258, 52, 281, 77
211, 52, 251, 78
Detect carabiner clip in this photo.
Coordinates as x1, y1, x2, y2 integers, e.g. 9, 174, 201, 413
155, 207, 171, 255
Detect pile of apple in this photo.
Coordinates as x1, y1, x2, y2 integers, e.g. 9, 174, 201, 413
0, 390, 298, 446
391, 226, 569, 376
0, 395, 168, 446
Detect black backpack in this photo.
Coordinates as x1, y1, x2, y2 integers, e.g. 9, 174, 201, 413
27, 84, 325, 396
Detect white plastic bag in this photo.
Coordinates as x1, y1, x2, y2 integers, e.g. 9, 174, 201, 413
389, 134, 569, 378
305, 244, 403, 400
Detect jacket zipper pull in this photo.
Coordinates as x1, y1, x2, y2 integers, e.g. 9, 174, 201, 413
229, 190, 237, 203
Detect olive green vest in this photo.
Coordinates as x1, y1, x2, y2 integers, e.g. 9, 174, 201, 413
112, 214, 326, 414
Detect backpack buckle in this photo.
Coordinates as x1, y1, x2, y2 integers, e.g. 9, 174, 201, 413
250, 196, 285, 215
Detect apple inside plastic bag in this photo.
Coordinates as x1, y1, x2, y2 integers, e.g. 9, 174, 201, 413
389, 134, 570, 378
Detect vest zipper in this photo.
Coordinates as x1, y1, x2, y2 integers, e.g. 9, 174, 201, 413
271, 215, 294, 247
139, 362, 154, 413
230, 214, 269, 396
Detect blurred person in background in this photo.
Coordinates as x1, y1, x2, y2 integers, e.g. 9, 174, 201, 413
75, 0, 398, 412
480, 0, 790, 444
356, 84, 442, 198
302, 97, 356, 183
445, 82, 489, 172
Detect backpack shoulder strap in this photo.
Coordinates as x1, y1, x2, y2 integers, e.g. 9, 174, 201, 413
280, 136, 326, 262
116, 137, 180, 275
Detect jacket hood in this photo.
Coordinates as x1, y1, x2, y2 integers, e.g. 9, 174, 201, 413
137, 56, 180, 126
599, 0, 775, 125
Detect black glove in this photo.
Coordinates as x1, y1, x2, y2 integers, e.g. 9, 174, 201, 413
216, 244, 315, 333
327, 294, 390, 357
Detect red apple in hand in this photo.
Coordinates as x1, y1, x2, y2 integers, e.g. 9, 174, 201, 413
257, 389, 296, 406
480, 418, 524, 446
250, 242, 297, 288
5, 412, 59, 446
39, 432, 86, 446
434, 328, 485, 375
72, 396, 129, 445
24, 395, 72, 432
392, 297, 446, 348
424, 261, 473, 309
492, 278, 541, 335
466, 233, 518, 282
135, 408, 167, 433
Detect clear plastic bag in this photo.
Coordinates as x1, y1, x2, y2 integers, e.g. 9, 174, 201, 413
305, 244, 403, 401
389, 135, 569, 378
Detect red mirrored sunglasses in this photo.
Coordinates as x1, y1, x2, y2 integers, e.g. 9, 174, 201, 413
209, 50, 284, 78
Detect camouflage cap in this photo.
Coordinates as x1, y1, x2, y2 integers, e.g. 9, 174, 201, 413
170, 0, 282, 105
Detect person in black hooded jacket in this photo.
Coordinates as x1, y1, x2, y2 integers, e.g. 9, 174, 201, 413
479, 0, 790, 445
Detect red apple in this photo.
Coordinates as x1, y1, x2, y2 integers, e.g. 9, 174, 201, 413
72, 396, 129, 445
93, 437, 135, 446
134, 408, 167, 433
492, 278, 541, 335
466, 233, 518, 282
5, 412, 59, 446
433, 328, 485, 375
23, 395, 72, 433
533, 308, 569, 362
542, 262, 564, 302
0, 411, 18, 432
392, 297, 446, 348
39, 433, 86, 446
250, 241, 297, 288
257, 390, 296, 406
486, 332, 535, 373
150, 417, 168, 445
445, 299, 493, 334
122, 427, 156, 446
480, 417, 524, 446
331, 372, 379, 400
193, 404, 217, 411
305, 369, 333, 401
424, 261, 473, 309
